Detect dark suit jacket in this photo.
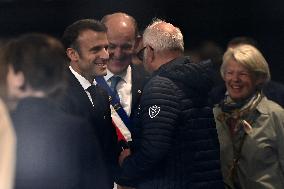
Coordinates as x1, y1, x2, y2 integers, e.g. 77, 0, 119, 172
130, 64, 149, 119
94, 64, 148, 139
12, 97, 110, 189
56, 69, 118, 185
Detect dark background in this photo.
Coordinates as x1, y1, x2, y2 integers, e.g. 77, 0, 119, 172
0, 0, 283, 82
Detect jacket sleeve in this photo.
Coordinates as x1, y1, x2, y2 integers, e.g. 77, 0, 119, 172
118, 76, 180, 184
273, 107, 284, 172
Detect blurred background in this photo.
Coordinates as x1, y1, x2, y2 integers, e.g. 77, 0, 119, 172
0, 0, 283, 83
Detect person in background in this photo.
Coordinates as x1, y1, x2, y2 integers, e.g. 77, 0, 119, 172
116, 19, 224, 189
186, 40, 224, 87
99, 12, 148, 147
213, 44, 284, 189
59, 19, 118, 188
0, 33, 110, 189
0, 37, 15, 189
0, 98, 15, 189
227, 36, 259, 49
210, 36, 284, 107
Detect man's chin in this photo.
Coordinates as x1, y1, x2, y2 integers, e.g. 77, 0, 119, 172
109, 66, 129, 75
108, 60, 130, 72
102, 71, 107, 76
95, 71, 107, 77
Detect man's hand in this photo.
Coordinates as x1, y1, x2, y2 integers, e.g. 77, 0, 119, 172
119, 149, 131, 166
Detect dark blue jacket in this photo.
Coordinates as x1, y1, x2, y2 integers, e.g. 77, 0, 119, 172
12, 97, 110, 189
118, 57, 224, 189
56, 69, 118, 188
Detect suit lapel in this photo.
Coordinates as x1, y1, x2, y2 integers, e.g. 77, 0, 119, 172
67, 70, 94, 111
131, 65, 146, 116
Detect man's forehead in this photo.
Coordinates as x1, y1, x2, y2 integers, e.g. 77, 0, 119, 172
77, 30, 107, 47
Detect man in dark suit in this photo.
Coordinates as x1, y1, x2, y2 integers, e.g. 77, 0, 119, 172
59, 19, 118, 187
0, 33, 110, 189
99, 12, 148, 145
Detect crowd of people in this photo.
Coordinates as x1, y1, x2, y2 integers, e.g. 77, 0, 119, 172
0, 12, 284, 189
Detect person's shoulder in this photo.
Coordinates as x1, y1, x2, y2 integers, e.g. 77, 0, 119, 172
257, 96, 284, 115
267, 80, 284, 87
142, 75, 178, 99
147, 74, 174, 87
264, 80, 284, 92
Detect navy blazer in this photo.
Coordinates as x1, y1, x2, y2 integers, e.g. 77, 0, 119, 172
56, 69, 118, 186
130, 64, 149, 119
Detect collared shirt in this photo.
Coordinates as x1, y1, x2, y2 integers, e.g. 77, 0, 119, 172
69, 66, 97, 106
104, 66, 132, 141
104, 66, 132, 116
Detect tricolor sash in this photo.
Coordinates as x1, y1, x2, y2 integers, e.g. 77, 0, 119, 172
95, 76, 133, 135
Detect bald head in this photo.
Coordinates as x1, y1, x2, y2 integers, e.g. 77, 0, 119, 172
101, 12, 139, 74
102, 12, 138, 38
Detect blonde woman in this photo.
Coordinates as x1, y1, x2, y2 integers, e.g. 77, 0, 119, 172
214, 44, 284, 189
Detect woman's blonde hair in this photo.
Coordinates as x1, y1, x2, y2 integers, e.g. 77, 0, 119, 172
221, 44, 271, 86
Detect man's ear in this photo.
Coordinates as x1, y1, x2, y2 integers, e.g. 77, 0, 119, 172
66, 48, 79, 62
146, 45, 154, 63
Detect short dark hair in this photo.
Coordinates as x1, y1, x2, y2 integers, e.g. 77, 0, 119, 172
0, 33, 67, 95
227, 36, 259, 49
62, 19, 107, 51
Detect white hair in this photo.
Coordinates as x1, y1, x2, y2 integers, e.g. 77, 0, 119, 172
143, 19, 184, 52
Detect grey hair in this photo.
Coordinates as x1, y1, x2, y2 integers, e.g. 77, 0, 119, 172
143, 18, 184, 52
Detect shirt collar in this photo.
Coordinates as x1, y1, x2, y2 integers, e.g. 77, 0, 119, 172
105, 65, 131, 83
69, 66, 97, 90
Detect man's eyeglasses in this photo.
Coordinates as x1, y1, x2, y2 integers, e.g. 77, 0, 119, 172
136, 46, 146, 61
136, 46, 154, 61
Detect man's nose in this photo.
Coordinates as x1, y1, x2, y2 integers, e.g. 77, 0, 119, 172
113, 47, 123, 58
101, 48, 109, 59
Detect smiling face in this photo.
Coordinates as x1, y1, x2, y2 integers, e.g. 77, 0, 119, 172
223, 58, 260, 101
70, 29, 109, 82
104, 16, 136, 74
